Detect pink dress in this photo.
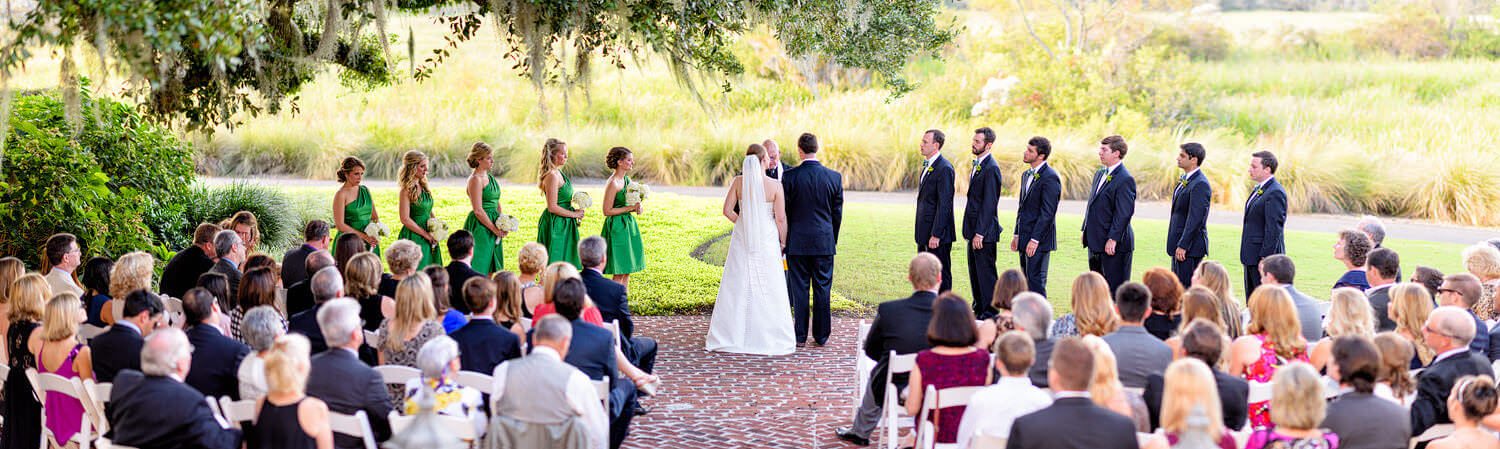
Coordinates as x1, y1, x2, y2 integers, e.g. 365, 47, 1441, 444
1245, 333, 1309, 429
39, 342, 88, 443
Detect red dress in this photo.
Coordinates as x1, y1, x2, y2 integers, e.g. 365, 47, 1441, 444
914, 349, 991, 443
533, 303, 604, 326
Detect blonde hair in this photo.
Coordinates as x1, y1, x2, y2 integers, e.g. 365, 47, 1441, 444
344, 252, 383, 298
1326, 287, 1376, 339
541, 262, 581, 305
1247, 285, 1305, 359
1161, 358, 1224, 439
110, 252, 155, 299
1178, 286, 1226, 335
1081, 335, 1125, 409
41, 293, 82, 341
1269, 362, 1325, 430
263, 334, 312, 395
0, 257, 25, 306
8, 273, 50, 322
517, 243, 549, 276
1390, 282, 1436, 365
229, 211, 261, 253
491, 271, 524, 322
1464, 244, 1500, 280
387, 272, 437, 353
1194, 260, 1244, 338
386, 240, 423, 276
467, 142, 493, 169
1071, 272, 1118, 336
537, 138, 566, 188
397, 150, 430, 202
1374, 332, 1417, 398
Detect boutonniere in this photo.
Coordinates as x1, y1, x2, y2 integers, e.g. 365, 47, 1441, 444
925, 166, 934, 174
1031, 171, 1040, 180
1177, 178, 1187, 188
1104, 174, 1114, 183
1254, 187, 1264, 196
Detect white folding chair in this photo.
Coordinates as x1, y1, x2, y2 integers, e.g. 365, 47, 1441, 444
329, 410, 378, 449
853, 320, 875, 419
593, 378, 610, 411
219, 397, 258, 429
456, 370, 495, 395
1409, 424, 1455, 449
78, 323, 108, 341
914, 385, 983, 449
0, 364, 7, 426
374, 365, 421, 387
163, 295, 186, 328
883, 351, 919, 449
969, 432, 1006, 449
605, 320, 622, 348
1491, 359, 1500, 378
28, 369, 97, 449
388, 410, 477, 441
520, 317, 533, 332
83, 379, 112, 435
364, 330, 382, 348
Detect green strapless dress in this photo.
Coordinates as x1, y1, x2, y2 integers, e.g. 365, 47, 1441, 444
398, 189, 443, 269
334, 185, 381, 255
537, 173, 581, 268
601, 177, 645, 275
463, 174, 505, 275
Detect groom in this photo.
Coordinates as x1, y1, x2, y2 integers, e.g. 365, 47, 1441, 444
783, 132, 844, 347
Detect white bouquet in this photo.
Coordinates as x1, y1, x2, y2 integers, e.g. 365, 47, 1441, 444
496, 214, 520, 233
426, 217, 449, 244
363, 222, 390, 238
624, 182, 651, 206
570, 191, 593, 211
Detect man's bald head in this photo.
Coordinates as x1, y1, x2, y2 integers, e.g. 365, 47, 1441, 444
1427, 306, 1477, 352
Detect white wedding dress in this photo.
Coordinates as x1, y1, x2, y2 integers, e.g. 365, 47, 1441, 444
705, 156, 797, 355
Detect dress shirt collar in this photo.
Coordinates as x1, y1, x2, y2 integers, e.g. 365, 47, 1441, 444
222, 258, 238, 270
973, 153, 992, 168
1053, 390, 1092, 399
531, 345, 563, 361
1433, 347, 1468, 364
1104, 161, 1123, 175
1255, 176, 1274, 191
996, 376, 1033, 388
1183, 168, 1200, 181
1033, 161, 1049, 173
115, 319, 142, 335
469, 315, 494, 321
924, 153, 941, 166
1368, 282, 1395, 293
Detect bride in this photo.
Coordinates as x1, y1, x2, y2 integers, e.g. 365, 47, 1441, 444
705, 143, 797, 355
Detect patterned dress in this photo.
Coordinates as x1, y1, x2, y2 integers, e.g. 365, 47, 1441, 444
378, 320, 446, 400
914, 349, 992, 444
1245, 333, 1310, 429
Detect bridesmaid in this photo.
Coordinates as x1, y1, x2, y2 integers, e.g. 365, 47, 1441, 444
537, 138, 584, 268
600, 146, 645, 289
332, 157, 382, 255
462, 143, 508, 275
397, 150, 443, 269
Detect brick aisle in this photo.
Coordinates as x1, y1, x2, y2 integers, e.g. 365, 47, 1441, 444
624, 315, 880, 449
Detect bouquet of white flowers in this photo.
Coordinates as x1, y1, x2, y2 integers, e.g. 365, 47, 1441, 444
363, 222, 391, 238
426, 217, 449, 244
570, 192, 593, 211
624, 182, 651, 206
496, 214, 520, 233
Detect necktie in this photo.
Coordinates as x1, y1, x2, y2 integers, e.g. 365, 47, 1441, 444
1022, 169, 1035, 197
1175, 174, 1188, 195
972, 159, 982, 178
919, 160, 931, 184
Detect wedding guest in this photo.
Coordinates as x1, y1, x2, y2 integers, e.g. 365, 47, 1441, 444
198, 272, 233, 318
239, 305, 286, 404
332, 234, 365, 274
534, 262, 603, 325
1049, 271, 1117, 338
1144, 319, 1249, 432
1333, 229, 1373, 291
233, 267, 280, 341
1143, 358, 1235, 449
1166, 142, 1211, 288
601, 146, 646, 288
1, 273, 47, 448
1373, 332, 1417, 405
333, 156, 382, 255
581, 236, 657, 374
424, 265, 465, 333
490, 271, 527, 336
450, 276, 521, 374
462, 142, 508, 275
1012, 136, 1059, 297
209, 230, 247, 305
837, 252, 941, 447
288, 267, 345, 354
104, 251, 155, 325
246, 333, 334, 449
986, 269, 1027, 331
1102, 282, 1171, 389
1464, 243, 1500, 321
1005, 337, 1138, 449
954, 331, 1051, 449
1165, 286, 1227, 356
1082, 335, 1150, 431
1259, 254, 1327, 343
344, 252, 387, 332
1245, 363, 1338, 448
962, 127, 1003, 317
1391, 283, 1437, 367
282, 220, 330, 287
1241, 150, 1287, 298
1410, 306, 1492, 437
381, 239, 422, 298
307, 298, 393, 448
1413, 266, 1445, 301
537, 138, 585, 267
0, 256, 23, 352
551, 278, 637, 449
228, 211, 262, 254
40, 232, 85, 298
80, 256, 113, 327
1010, 293, 1055, 387
905, 294, 991, 446
106, 328, 243, 449
1321, 336, 1411, 449
1367, 247, 1402, 331
489, 315, 609, 449
244, 255, 281, 288
162, 223, 221, 298
396, 150, 443, 269
1193, 260, 1244, 338
401, 336, 486, 437
1436, 273, 1488, 355
378, 272, 446, 371
915, 129, 956, 293
182, 287, 250, 400
1083, 135, 1137, 294
1429, 375, 1500, 449
29, 293, 94, 447
287, 251, 334, 318
1357, 215, 1388, 250
1310, 288, 1377, 372
517, 242, 549, 317
91, 289, 163, 383
1230, 284, 1309, 428
1142, 267, 1183, 340
444, 230, 481, 316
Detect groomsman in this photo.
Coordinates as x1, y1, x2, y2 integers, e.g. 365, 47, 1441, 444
1082, 135, 1136, 294
962, 127, 1003, 318
784, 133, 844, 347
764, 139, 792, 181
914, 129, 957, 293
1240, 150, 1287, 298
1012, 136, 1059, 297
1167, 143, 1212, 287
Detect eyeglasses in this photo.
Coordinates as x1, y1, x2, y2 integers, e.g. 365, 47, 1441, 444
1437, 288, 1459, 295
1422, 324, 1457, 340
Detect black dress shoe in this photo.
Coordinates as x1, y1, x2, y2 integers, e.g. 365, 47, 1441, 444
796, 341, 807, 348
835, 427, 870, 446
633, 405, 651, 416
814, 339, 828, 347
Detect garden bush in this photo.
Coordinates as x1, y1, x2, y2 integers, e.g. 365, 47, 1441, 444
1147, 21, 1234, 61
182, 182, 327, 256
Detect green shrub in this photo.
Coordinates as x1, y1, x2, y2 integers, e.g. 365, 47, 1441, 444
1147, 21, 1234, 61
183, 182, 324, 256
1452, 20, 1500, 59
1352, 4, 1450, 58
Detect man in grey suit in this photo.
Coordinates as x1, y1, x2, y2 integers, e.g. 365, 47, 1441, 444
1258, 255, 1326, 342
1101, 282, 1172, 389
1366, 248, 1401, 332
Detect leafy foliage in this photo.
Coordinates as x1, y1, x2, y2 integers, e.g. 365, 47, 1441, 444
182, 182, 320, 256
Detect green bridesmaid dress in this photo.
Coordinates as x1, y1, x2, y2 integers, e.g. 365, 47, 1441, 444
334, 185, 381, 255
537, 173, 581, 268
398, 189, 444, 269
463, 174, 505, 275
601, 177, 645, 275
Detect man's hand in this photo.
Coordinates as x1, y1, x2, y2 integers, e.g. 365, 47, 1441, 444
1010, 237, 1019, 252
972, 235, 984, 250
928, 236, 941, 250
1026, 240, 1039, 257
1174, 247, 1187, 262
1105, 239, 1117, 256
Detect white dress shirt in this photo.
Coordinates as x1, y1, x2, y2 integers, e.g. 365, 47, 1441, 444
954, 376, 1053, 449
1022, 161, 1047, 194
491, 346, 608, 449
1095, 162, 1122, 193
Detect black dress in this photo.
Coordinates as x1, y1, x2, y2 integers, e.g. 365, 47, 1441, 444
357, 294, 385, 332
0, 320, 41, 449
1143, 313, 1181, 341
247, 398, 318, 449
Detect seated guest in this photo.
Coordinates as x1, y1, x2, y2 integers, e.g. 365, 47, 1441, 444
282, 220, 331, 288
1005, 293, 1054, 387
40, 233, 84, 298
984, 268, 1028, 325
1333, 229, 1373, 291
182, 287, 251, 400
1391, 283, 1437, 367
1374, 332, 1417, 405
1145, 319, 1249, 432
1259, 255, 1327, 343
29, 293, 95, 447
106, 328, 242, 449
1437, 273, 1489, 355
836, 253, 941, 447
1463, 244, 1500, 322
104, 251, 155, 325
533, 262, 604, 325
90, 289, 164, 382
80, 256, 113, 327
490, 271, 528, 336
246, 333, 333, 449
1102, 282, 1172, 389
209, 229, 248, 303
1321, 336, 1411, 449
332, 233, 366, 275
1082, 335, 1150, 431
380, 240, 423, 299
580, 236, 658, 374
490, 315, 608, 449
1141, 267, 1184, 340
197, 272, 233, 320
1164, 286, 1228, 356
1432, 375, 1500, 449
422, 266, 466, 333
1006, 337, 1139, 449
238, 305, 286, 404
904, 294, 991, 446
377, 272, 445, 369
1310, 288, 1377, 372
401, 336, 486, 437
244, 255, 281, 283
516, 243, 549, 317
286, 251, 335, 318
1144, 358, 1235, 449
444, 230, 481, 315
307, 298, 393, 448
1192, 260, 1244, 338
161, 223, 221, 299
288, 267, 343, 354
1412, 266, 1445, 301
954, 331, 1051, 449
1230, 284, 1309, 428
1247, 363, 1338, 448
1048, 272, 1117, 338
232, 267, 280, 340
1411, 306, 1493, 437
343, 252, 387, 332
1367, 247, 1402, 331
552, 277, 637, 449
449, 277, 522, 375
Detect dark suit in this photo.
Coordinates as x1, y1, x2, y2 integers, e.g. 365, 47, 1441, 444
1006, 397, 1140, 449
1167, 169, 1211, 286
1028, 338, 1054, 388
106, 371, 242, 449
562, 319, 636, 449
288, 304, 328, 355
89, 323, 144, 383
1411, 350, 1493, 436
308, 348, 393, 449
281, 243, 317, 287
1470, 311, 1490, 356
766, 161, 791, 180
1488, 323, 1500, 361
161, 245, 216, 299
962, 154, 1003, 317
285, 280, 314, 317
1322, 391, 1411, 449
445, 261, 481, 315
914, 155, 957, 293
583, 269, 657, 373
1014, 162, 1060, 297
208, 259, 242, 305
1240, 177, 1287, 297
1144, 368, 1249, 431
1083, 164, 1137, 294
184, 324, 250, 400
1367, 285, 1398, 332
449, 318, 521, 375
783, 159, 844, 344
850, 291, 937, 438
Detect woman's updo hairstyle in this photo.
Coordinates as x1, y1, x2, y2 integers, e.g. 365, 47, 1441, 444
1454, 375, 1500, 421
746, 143, 766, 159
337, 156, 365, 183
467, 142, 493, 169
606, 147, 632, 169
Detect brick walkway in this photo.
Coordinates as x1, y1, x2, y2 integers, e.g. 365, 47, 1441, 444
625, 315, 881, 449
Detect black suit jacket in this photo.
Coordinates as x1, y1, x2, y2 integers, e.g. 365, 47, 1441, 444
208, 259, 242, 304
1412, 350, 1493, 435
184, 324, 250, 400
1015, 162, 1060, 252
562, 319, 619, 390
161, 245, 216, 299
583, 269, 634, 338
450, 318, 522, 375
1143, 367, 1249, 431
863, 291, 937, 404
89, 324, 144, 383
446, 262, 481, 315
782, 160, 844, 256
308, 348, 393, 449
1167, 169, 1212, 257
107, 371, 242, 449
281, 243, 317, 287
1240, 177, 1287, 265
1083, 164, 1137, 253
1367, 286, 1398, 332
914, 155, 957, 245
285, 280, 315, 317
765, 161, 792, 180
288, 304, 329, 354
961, 154, 1003, 242
1006, 397, 1140, 449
